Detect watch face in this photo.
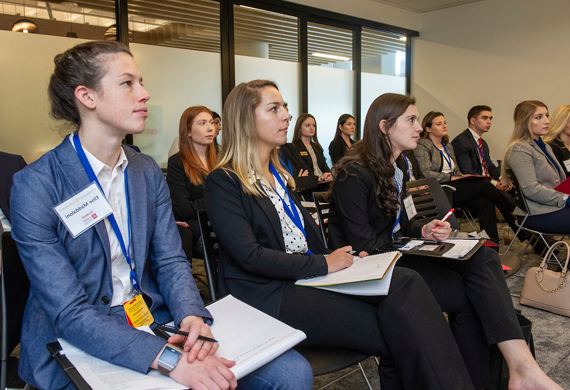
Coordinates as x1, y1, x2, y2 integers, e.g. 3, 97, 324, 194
161, 346, 182, 368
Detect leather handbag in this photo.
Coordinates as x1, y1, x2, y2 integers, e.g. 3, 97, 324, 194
520, 241, 570, 317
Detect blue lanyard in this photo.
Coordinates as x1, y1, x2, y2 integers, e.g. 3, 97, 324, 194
402, 154, 412, 180
430, 139, 453, 170
278, 151, 293, 176
268, 163, 313, 255
72, 133, 139, 293
392, 170, 402, 238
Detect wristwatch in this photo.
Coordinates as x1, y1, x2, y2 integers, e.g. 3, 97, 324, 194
157, 344, 183, 376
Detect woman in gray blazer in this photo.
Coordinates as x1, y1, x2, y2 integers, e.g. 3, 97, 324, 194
502, 100, 570, 234
414, 111, 516, 244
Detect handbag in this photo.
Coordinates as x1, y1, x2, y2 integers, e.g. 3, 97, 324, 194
520, 241, 570, 317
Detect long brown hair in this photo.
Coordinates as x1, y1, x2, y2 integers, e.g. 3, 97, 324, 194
421, 111, 449, 145
330, 93, 416, 217
292, 113, 322, 151
334, 114, 355, 141
178, 106, 217, 185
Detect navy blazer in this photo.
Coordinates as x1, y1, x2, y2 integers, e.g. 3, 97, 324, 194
451, 129, 500, 179
0, 151, 27, 223
205, 169, 329, 319
11, 138, 211, 389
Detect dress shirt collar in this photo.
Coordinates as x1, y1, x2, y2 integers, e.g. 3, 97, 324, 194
468, 128, 482, 143
69, 134, 129, 176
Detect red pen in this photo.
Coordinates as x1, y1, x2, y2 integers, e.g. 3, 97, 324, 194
430, 208, 455, 235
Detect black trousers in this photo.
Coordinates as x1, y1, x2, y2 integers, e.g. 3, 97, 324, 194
279, 267, 475, 390
520, 206, 570, 235
398, 247, 523, 389
448, 178, 516, 243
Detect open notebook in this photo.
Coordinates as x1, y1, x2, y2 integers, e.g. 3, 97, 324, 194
56, 295, 306, 390
295, 251, 401, 295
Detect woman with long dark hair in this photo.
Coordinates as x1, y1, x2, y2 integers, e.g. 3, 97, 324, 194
205, 79, 491, 390
328, 113, 355, 164
328, 93, 561, 390
11, 42, 311, 390
291, 113, 332, 182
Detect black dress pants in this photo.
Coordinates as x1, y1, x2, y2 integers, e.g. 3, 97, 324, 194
279, 267, 475, 390
398, 247, 523, 389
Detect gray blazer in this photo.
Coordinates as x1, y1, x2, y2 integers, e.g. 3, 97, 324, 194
414, 138, 462, 183
504, 140, 567, 216
11, 139, 211, 389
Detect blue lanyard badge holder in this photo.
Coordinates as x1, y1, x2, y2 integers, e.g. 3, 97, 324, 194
72, 133, 154, 327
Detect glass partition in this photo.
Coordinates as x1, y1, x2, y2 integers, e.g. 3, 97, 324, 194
307, 21, 354, 166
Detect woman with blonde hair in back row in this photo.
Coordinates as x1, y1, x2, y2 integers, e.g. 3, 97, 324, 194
544, 104, 570, 176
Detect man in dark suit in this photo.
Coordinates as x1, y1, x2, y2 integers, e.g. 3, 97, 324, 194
451, 105, 509, 190
0, 151, 27, 235
451, 106, 535, 245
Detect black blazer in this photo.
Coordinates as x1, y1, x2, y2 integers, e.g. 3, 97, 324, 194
279, 144, 319, 193
166, 152, 205, 229
292, 139, 330, 174
1, 151, 27, 223
328, 156, 423, 254
451, 129, 500, 179
403, 150, 424, 180
205, 169, 329, 318
547, 137, 570, 177
328, 137, 354, 165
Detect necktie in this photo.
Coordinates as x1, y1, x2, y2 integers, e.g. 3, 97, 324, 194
478, 138, 490, 176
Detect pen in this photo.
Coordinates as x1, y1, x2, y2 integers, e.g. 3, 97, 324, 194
430, 208, 455, 236
155, 324, 218, 343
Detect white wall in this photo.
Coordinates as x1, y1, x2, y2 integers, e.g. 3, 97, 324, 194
412, 0, 570, 158
282, 0, 419, 31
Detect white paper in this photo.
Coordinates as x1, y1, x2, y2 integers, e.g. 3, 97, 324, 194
53, 182, 113, 238
400, 240, 425, 251
403, 195, 417, 220
442, 238, 481, 258
59, 296, 306, 388
295, 252, 401, 288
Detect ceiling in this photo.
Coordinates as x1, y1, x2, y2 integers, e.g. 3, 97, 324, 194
370, 0, 482, 13
1, 0, 406, 65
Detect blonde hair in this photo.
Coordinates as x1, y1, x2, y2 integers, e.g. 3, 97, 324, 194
216, 80, 295, 196
501, 100, 548, 185
544, 105, 570, 143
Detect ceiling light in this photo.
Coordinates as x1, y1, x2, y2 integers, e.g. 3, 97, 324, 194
399, 36, 407, 41
61, 2, 78, 6
312, 52, 350, 61
12, 19, 38, 33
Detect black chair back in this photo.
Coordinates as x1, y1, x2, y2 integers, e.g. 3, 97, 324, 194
406, 177, 459, 230
312, 192, 330, 249
1, 232, 30, 389
198, 210, 219, 302
506, 169, 530, 215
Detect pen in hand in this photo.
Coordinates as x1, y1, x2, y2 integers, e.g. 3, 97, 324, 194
155, 324, 218, 343
430, 208, 455, 236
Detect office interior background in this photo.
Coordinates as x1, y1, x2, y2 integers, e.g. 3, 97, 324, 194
1, 0, 569, 168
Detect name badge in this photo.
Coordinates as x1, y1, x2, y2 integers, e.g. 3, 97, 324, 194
300, 151, 309, 156
564, 159, 570, 173
124, 294, 155, 327
403, 195, 417, 220
54, 182, 113, 238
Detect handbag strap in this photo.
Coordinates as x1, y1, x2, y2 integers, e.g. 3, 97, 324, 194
536, 241, 570, 293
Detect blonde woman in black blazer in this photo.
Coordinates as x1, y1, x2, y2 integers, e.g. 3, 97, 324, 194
205, 79, 484, 390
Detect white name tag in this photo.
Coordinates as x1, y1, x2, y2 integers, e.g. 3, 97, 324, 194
403, 194, 417, 220
564, 159, 570, 172
54, 182, 113, 238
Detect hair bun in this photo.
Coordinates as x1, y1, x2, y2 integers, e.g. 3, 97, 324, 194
53, 53, 65, 66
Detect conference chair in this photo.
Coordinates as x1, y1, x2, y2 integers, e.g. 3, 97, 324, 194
1, 232, 29, 390
504, 169, 566, 276
312, 192, 330, 248
196, 210, 374, 389
406, 177, 459, 230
